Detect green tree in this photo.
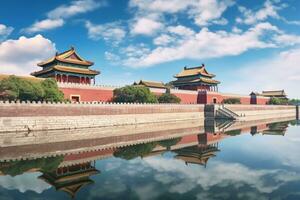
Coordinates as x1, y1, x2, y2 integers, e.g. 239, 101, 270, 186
0, 76, 65, 102
113, 142, 158, 160
222, 98, 241, 104
113, 85, 158, 103
0, 156, 64, 176
268, 97, 288, 105
158, 93, 181, 104
18, 79, 45, 101
41, 78, 64, 102
0, 76, 20, 100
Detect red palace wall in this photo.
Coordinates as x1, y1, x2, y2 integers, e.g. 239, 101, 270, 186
198, 91, 269, 105
171, 92, 198, 104
60, 87, 114, 102
57, 84, 270, 105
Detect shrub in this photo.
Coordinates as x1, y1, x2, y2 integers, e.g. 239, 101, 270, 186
222, 98, 241, 104
158, 93, 181, 104
113, 85, 158, 103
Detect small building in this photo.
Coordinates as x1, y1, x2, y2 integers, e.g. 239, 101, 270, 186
260, 90, 287, 99
173, 64, 220, 91
31, 47, 100, 85
133, 80, 166, 89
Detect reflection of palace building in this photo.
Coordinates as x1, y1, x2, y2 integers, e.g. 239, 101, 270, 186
174, 143, 219, 167
262, 121, 289, 136
39, 162, 99, 198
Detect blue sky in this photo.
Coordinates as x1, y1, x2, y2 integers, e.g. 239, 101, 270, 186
0, 0, 299, 97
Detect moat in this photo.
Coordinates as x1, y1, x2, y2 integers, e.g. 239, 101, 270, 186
0, 118, 299, 200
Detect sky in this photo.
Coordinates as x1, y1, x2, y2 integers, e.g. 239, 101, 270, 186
0, 0, 299, 98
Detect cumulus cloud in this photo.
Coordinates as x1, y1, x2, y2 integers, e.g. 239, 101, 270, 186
0, 35, 56, 75
0, 24, 13, 41
24, 0, 105, 33
47, 0, 105, 19
236, 0, 285, 25
131, 18, 164, 36
223, 47, 300, 98
0, 172, 50, 193
122, 23, 288, 67
85, 21, 126, 45
129, 0, 234, 27
24, 19, 64, 34
153, 34, 174, 46
145, 157, 300, 194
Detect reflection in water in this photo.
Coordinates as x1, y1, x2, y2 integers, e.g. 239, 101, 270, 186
39, 162, 99, 198
0, 119, 299, 199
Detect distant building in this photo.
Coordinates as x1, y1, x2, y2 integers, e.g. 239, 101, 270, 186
31, 47, 100, 85
173, 64, 220, 91
133, 80, 166, 89
260, 90, 287, 99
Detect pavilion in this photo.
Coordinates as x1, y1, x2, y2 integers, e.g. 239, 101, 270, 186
173, 64, 220, 91
31, 47, 100, 85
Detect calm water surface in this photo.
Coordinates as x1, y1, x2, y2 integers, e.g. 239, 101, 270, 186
0, 120, 300, 200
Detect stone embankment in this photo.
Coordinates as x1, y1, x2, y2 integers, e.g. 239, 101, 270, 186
0, 101, 297, 134
0, 101, 205, 133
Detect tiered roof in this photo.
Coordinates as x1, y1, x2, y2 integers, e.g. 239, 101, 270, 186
31, 47, 100, 76
173, 64, 220, 85
174, 65, 215, 78
37, 47, 93, 67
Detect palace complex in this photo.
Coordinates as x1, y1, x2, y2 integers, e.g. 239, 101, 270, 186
2, 47, 284, 104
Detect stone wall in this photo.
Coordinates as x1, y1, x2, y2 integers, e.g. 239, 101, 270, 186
206, 104, 296, 120
0, 101, 205, 133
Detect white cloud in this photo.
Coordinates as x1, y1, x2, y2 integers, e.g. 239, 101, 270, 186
237, 0, 285, 25
24, 19, 64, 34
167, 25, 195, 37
24, 0, 104, 33
153, 34, 174, 46
0, 35, 56, 75
273, 34, 300, 45
47, 0, 105, 19
122, 23, 282, 67
0, 24, 13, 41
85, 21, 126, 45
131, 18, 164, 36
129, 0, 234, 27
224, 47, 300, 98
145, 157, 300, 194
0, 172, 51, 193
188, 0, 234, 26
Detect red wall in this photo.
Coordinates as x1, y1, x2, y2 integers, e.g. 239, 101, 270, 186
60, 87, 113, 102
198, 91, 269, 105
59, 86, 269, 105
171, 92, 198, 104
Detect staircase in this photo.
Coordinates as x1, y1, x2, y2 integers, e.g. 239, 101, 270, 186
215, 105, 243, 120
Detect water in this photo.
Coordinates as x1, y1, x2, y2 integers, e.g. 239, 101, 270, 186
0, 119, 300, 200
